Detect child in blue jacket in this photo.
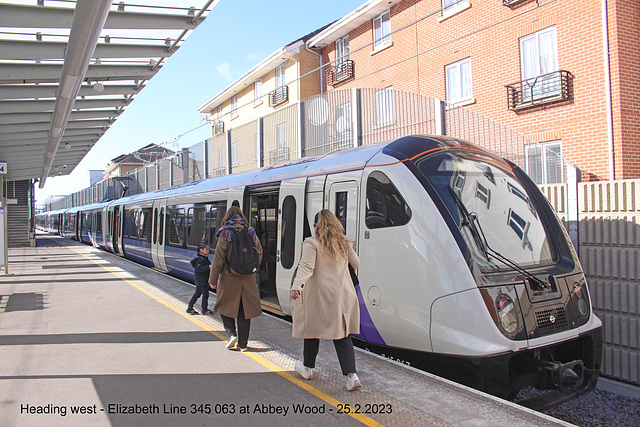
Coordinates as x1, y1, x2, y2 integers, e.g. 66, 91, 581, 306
187, 243, 213, 315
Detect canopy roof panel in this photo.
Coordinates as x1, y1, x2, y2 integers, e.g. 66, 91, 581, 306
0, 0, 216, 184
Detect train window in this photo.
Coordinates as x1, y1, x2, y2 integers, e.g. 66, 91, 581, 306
208, 202, 226, 245
167, 207, 186, 247
365, 171, 412, 229
140, 208, 152, 242
153, 208, 158, 244
335, 191, 348, 233
187, 205, 207, 248
96, 212, 102, 234
124, 209, 137, 239
158, 208, 164, 244
281, 196, 296, 269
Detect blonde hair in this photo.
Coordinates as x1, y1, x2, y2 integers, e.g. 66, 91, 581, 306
314, 209, 350, 261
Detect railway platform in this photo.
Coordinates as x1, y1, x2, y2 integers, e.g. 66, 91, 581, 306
0, 234, 572, 426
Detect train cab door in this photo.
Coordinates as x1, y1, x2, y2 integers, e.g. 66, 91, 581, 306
152, 199, 168, 272
113, 206, 123, 256
275, 178, 307, 315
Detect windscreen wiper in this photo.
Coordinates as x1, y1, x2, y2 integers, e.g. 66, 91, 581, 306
448, 187, 549, 290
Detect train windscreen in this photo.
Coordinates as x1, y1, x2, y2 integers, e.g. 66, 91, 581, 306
415, 151, 555, 271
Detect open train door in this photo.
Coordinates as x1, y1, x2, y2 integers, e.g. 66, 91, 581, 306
275, 177, 307, 315
152, 199, 168, 272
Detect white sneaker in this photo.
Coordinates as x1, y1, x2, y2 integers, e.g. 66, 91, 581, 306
225, 336, 238, 349
346, 373, 362, 391
294, 361, 314, 380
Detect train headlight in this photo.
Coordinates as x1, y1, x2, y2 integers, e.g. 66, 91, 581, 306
573, 282, 589, 318
496, 293, 519, 334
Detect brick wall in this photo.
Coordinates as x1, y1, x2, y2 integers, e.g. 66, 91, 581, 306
319, 0, 639, 181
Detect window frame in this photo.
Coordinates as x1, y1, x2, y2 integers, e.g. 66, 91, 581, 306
445, 58, 473, 103
231, 95, 238, 118
372, 11, 391, 50
375, 86, 394, 127
276, 63, 286, 89
525, 140, 563, 185
519, 26, 559, 100
232, 142, 239, 166
254, 78, 262, 106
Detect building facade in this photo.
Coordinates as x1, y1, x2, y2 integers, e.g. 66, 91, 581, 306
308, 0, 640, 182
198, 30, 326, 175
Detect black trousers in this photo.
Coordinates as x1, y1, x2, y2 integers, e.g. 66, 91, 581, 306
188, 286, 209, 312
220, 298, 250, 348
303, 336, 356, 376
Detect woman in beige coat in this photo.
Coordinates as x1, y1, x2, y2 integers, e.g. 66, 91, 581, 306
209, 206, 263, 351
290, 209, 361, 391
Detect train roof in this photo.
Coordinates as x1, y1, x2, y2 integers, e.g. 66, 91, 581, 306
108, 140, 390, 206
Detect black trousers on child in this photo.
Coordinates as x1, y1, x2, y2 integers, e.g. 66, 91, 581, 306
220, 298, 250, 348
303, 336, 356, 376
188, 286, 209, 312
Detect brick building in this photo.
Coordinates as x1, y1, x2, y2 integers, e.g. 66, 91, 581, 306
307, 0, 640, 182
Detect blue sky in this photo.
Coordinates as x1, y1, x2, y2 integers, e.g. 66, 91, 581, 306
36, 0, 365, 203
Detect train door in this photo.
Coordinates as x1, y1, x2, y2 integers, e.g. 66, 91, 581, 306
326, 179, 360, 244
113, 206, 123, 256
152, 199, 168, 271
228, 187, 244, 210
275, 178, 307, 315
245, 184, 280, 312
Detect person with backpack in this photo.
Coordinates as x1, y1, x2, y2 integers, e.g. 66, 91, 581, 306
209, 206, 262, 351
187, 243, 213, 315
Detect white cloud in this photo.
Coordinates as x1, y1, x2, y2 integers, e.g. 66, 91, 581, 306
216, 62, 233, 80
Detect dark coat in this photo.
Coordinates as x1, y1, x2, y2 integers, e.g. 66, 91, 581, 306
209, 222, 263, 319
190, 252, 211, 289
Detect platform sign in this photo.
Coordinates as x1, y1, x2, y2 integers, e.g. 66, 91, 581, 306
0, 161, 6, 174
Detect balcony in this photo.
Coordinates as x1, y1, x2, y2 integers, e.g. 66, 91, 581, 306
268, 85, 289, 107
327, 60, 355, 86
502, 0, 532, 6
214, 120, 224, 135
506, 70, 573, 111
268, 147, 290, 165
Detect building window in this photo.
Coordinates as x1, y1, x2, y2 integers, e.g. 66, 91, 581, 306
276, 122, 286, 150
443, 0, 470, 15
232, 142, 239, 166
276, 63, 286, 88
231, 95, 238, 118
254, 133, 259, 161
373, 11, 391, 49
520, 27, 558, 100
216, 105, 223, 121
336, 35, 349, 68
254, 78, 262, 106
475, 182, 490, 208
525, 141, 562, 184
375, 86, 394, 127
446, 58, 472, 103
217, 148, 224, 169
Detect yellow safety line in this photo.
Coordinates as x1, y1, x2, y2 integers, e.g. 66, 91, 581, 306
53, 237, 383, 427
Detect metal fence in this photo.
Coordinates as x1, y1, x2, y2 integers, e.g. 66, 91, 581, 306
46, 87, 572, 211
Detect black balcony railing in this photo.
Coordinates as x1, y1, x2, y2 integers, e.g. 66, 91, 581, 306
268, 85, 289, 107
327, 60, 355, 86
214, 120, 224, 135
506, 70, 573, 111
502, 0, 530, 6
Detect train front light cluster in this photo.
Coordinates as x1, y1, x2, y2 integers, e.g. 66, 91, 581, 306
496, 293, 519, 335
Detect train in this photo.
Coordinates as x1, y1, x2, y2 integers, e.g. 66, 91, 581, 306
37, 135, 602, 408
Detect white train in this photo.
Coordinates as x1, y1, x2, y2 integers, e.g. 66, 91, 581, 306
38, 135, 602, 408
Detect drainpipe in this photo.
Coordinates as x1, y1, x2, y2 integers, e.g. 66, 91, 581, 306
602, 0, 615, 180
306, 46, 325, 95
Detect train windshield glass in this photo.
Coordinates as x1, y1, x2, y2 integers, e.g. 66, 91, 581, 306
416, 152, 554, 270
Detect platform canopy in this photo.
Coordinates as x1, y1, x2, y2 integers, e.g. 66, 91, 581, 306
0, 0, 216, 186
